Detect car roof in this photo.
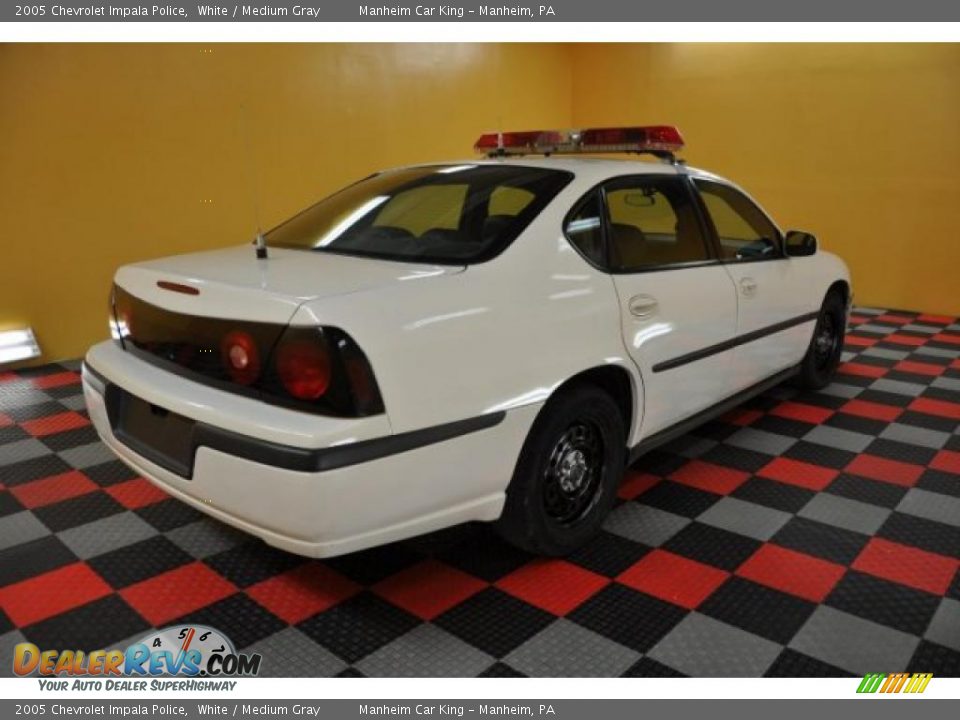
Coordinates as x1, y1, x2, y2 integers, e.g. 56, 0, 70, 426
401, 156, 726, 185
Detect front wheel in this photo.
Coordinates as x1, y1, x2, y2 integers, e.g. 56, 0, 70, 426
496, 384, 626, 556
798, 291, 846, 390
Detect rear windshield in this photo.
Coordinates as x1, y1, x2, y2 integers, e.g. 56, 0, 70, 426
266, 165, 573, 265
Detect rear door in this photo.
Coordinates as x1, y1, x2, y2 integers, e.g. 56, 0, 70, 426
692, 179, 815, 389
582, 175, 739, 438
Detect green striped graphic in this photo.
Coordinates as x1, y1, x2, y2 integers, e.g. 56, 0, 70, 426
857, 673, 887, 693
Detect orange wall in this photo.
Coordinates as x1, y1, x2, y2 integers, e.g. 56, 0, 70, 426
3, 43, 960, 366
572, 43, 960, 316
0, 43, 574, 364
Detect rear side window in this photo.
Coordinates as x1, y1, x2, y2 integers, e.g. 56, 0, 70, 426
694, 179, 781, 261
267, 165, 572, 265
604, 177, 709, 272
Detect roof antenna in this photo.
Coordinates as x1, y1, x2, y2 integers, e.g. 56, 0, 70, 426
239, 105, 268, 260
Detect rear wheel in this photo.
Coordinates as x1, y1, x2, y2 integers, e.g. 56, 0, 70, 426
798, 291, 845, 390
496, 384, 625, 556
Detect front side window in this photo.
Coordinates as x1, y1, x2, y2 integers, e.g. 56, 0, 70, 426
266, 165, 572, 265
604, 177, 709, 272
694, 179, 781, 261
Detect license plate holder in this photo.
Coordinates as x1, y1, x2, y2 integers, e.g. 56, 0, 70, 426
105, 385, 196, 478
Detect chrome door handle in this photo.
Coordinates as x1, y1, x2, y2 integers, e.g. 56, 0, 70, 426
629, 295, 658, 318
740, 278, 758, 296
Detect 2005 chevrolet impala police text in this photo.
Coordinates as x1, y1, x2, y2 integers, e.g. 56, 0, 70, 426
83, 126, 851, 557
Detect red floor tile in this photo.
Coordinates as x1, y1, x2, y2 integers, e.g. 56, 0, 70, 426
669, 460, 750, 495
120, 562, 235, 626
770, 401, 833, 425
21, 411, 90, 437
932, 332, 960, 345
618, 471, 660, 500
0, 413, 12, 428
886, 334, 927, 347
496, 559, 608, 616
917, 314, 954, 324
373, 560, 486, 620
839, 362, 887, 379
618, 550, 729, 610
248, 563, 360, 624
909, 397, 960, 421
930, 450, 960, 475
737, 545, 845, 602
852, 538, 959, 596
105, 477, 170, 510
876, 314, 913, 325
0, 563, 112, 627
846, 454, 925, 487
32, 371, 81, 390
894, 360, 945, 377
9, 470, 98, 509
757, 457, 839, 491
844, 335, 877, 348
840, 399, 903, 422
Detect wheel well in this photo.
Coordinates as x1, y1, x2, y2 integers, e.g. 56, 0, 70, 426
554, 366, 635, 439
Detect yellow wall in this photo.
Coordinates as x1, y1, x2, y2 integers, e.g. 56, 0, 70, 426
0, 43, 574, 364
3, 43, 960, 365
572, 43, 960, 317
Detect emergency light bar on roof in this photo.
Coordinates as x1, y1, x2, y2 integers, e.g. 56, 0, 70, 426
474, 126, 685, 160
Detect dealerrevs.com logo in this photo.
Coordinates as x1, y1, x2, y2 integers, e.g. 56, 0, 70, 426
857, 673, 934, 695
13, 625, 261, 689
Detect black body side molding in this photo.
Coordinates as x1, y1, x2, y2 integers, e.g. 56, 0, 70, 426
86, 363, 504, 478
652, 312, 819, 373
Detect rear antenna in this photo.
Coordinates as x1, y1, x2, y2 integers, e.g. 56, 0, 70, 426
239, 105, 268, 260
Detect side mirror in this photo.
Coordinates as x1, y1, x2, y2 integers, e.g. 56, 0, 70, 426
785, 230, 817, 257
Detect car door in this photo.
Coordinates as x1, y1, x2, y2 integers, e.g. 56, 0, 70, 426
578, 175, 739, 439
693, 178, 815, 390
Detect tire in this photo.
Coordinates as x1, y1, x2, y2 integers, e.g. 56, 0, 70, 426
496, 384, 626, 556
797, 290, 846, 391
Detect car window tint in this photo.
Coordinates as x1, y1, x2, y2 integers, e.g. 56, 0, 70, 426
604, 177, 709, 272
489, 186, 535, 217
694, 179, 781, 261
374, 185, 466, 236
564, 191, 605, 267
266, 165, 572, 265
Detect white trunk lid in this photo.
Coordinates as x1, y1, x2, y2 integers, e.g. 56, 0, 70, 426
115, 245, 460, 323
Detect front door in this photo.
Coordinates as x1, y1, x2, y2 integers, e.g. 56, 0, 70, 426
693, 179, 815, 390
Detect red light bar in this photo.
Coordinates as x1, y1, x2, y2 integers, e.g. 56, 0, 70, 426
473, 125, 684, 159
474, 130, 566, 154
579, 126, 684, 154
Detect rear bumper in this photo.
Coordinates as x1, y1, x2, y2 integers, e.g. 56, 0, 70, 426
82, 341, 538, 558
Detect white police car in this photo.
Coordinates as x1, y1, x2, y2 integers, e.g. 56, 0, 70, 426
83, 126, 851, 557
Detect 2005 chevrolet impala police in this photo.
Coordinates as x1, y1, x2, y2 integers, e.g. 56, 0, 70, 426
82, 126, 851, 557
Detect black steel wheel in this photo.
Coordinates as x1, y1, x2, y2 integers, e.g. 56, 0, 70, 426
542, 421, 605, 525
798, 290, 846, 390
496, 384, 625, 556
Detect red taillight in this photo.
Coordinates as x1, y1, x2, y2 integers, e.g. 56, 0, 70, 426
220, 330, 261, 386
276, 339, 332, 400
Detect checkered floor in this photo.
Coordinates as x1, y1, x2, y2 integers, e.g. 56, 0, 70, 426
1, 308, 958, 678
